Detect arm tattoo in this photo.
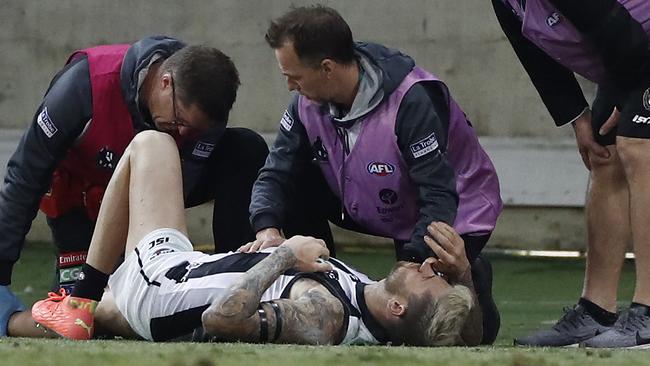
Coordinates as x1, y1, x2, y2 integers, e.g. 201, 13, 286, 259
272, 288, 345, 345
202, 246, 299, 341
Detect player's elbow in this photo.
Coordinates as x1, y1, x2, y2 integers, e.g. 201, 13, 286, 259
201, 306, 225, 335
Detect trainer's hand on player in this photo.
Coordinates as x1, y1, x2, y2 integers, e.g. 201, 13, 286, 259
238, 228, 285, 253
421, 222, 470, 283
282, 235, 332, 273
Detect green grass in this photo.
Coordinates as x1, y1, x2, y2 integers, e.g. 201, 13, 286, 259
1, 242, 644, 366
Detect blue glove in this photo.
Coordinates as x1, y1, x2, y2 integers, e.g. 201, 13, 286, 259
0, 285, 26, 336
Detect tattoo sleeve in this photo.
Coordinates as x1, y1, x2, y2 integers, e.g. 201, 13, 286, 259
201, 246, 297, 341
271, 287, 344, 345
201, 248, 344, 344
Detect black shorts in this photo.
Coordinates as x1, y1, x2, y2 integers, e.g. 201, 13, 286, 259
592, 82, 650, 146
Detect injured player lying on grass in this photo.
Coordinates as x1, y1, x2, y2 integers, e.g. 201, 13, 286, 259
8, 131, 482, 346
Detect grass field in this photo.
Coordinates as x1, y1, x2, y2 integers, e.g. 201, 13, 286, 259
0, 242, 644, 366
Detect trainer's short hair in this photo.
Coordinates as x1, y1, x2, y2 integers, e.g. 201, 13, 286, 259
265, 5, 356, 68
161, 45, 240, 125
396, 285, 474, 346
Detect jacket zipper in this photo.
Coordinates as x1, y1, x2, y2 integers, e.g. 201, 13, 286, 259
336, 127, 350, 221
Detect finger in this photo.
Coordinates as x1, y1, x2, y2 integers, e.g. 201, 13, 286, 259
312, 261, 333, 272
316, 245, 331, 261
433, 222, 461, 242
259, 239, 284, 250
419, 257, 436, 273
316, 239, 327, 248
427, 224, 455, 252
424, 235, 453, 263
587, 141, 610, 160
237, 242, 254, 253
427, 257, 446, 273
599, 109, 620, 136
247, 241, 264, 253
433, 222, 465, 253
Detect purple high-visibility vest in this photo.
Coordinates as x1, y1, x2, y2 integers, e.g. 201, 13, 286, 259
503, 0, 650, 83
299, 67, 502, 241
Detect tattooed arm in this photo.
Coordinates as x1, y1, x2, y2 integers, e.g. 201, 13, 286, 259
201, 236, 343, 344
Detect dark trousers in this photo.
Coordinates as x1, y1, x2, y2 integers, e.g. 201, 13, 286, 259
48, 127, 269, 289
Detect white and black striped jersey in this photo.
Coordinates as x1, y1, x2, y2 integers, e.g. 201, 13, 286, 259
111, 241, 390, 344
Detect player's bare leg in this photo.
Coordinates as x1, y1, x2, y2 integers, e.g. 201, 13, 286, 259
31, 131, 187, 339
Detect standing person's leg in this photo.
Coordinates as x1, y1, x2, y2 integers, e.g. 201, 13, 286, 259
582, 146, 629, 311
31, 131, 187, 339
581, 84, 650, 348
515, 89, 627, 347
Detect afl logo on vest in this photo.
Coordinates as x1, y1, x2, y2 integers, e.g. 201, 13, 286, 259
367, 162, 395, 176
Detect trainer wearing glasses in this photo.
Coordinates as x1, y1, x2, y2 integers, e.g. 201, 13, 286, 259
0, 35, 268, 336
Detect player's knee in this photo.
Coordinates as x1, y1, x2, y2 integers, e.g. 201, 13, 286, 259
130, 131, 176, 156
616, 138, 650, 175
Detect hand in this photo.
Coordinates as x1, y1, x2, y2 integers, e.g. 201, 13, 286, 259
1, 285, 26, 336
238, 228, 285, 253
571, 109, 610, 170
421, 222, 470, 283
281, 235, 332, 273
598, 108, 620, 137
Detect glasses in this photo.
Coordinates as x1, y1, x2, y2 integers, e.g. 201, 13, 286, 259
159, 74, 214, 135
169, 74, 191, 128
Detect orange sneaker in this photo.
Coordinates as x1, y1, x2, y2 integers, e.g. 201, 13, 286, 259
31, 289, 97, 340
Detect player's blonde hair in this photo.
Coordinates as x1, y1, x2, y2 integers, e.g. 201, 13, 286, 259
398, 284, 474, 346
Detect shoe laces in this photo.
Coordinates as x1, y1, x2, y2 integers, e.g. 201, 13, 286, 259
619, 309, 650, 334
553, 306, 588, 332
45, 288, 68, 302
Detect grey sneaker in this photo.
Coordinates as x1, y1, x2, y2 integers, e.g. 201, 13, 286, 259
514, 304, 611, 347
581, 306, 650, 349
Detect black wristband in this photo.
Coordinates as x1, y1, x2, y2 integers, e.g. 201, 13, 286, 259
258, 305, 269, 343
269, 301, 283, 341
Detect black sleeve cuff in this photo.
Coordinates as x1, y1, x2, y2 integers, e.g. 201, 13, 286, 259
251, 213, 282, 234
396, 242, 434, 263
0, 261, 15, 286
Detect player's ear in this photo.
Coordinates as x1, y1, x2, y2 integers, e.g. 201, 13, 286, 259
388, 298, 406, 317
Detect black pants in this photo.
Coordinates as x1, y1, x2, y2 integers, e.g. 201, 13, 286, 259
281, 162, 490, 261
48, 127, 269, 289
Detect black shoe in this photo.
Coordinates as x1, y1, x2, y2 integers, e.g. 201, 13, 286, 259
514, 304, 611, 347
471, 254, 500, 345
581, 305, 650, 349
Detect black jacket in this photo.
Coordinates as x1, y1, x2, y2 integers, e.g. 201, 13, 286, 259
0, 36, 218, 285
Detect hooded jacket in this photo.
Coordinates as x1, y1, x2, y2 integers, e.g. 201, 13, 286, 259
250, 42, 501, 261
0, 36, 218, 285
